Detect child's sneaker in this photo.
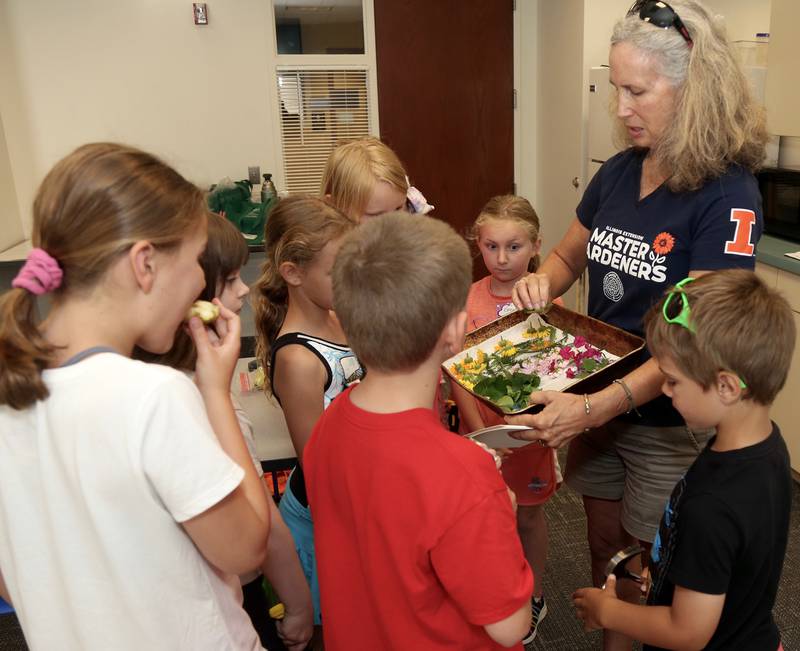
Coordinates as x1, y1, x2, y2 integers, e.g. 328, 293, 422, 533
522, 596, 548, 645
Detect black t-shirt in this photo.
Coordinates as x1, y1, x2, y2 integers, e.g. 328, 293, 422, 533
645, 423, 791, 651
577, 149, 762, 425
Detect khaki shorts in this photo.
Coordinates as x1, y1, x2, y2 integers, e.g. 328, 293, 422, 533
564, 420, 713, 542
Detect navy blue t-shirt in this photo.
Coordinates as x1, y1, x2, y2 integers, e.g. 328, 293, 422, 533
577, 149, 762, 425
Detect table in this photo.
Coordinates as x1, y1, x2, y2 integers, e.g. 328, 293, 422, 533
232, 357, 296, 498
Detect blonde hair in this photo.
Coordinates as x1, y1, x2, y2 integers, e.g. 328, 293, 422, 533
135, 212, 249, 372
610, 0, 768, 191
253, 196, 354, 390
645, 270, 795, 405
470, 194, 542, 273
333, 213, 471, 372
320, 136, 408, 221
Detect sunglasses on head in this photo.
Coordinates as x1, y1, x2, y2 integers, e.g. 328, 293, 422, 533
628, 0, 693, 47
662, 277, 747, 389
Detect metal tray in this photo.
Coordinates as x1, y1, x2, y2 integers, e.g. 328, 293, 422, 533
444, 304, 645, 415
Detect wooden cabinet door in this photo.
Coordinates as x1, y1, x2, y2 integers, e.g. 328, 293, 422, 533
373, 0, 514, 279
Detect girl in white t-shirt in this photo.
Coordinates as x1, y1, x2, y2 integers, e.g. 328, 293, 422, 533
0, 143, 270, 651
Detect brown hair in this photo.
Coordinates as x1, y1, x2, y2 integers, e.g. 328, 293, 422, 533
645, 269, 795, 405
135, 212, 249, 371
333, 212, 471, 372
320, 136, 408, 221
253, 195, 354, 390
470, 194, 542, 272
0, 142, 206, 410
610, 0, 768, 191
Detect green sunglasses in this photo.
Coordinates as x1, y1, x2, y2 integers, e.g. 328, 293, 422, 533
662, 277, 747, 389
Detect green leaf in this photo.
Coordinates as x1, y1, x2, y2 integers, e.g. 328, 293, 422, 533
473, 375, 508, 401
581, 358, 599, 372
495, 395, 515, 409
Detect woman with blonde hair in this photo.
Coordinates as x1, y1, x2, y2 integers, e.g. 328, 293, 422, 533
321, 136, 433, 222
512, 2, 766, 649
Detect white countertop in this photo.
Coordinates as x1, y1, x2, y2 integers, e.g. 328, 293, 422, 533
232, 357, 296, 463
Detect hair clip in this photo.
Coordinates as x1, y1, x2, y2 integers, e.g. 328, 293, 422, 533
405, 176, 435, 215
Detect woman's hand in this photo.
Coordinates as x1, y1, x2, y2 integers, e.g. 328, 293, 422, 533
189, 298, 241, 397
506, 391, 591, 448
512, 273, 551, 311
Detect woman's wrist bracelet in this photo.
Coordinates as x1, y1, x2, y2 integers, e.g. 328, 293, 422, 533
613, 379, 641, 417
583, 394, 592, 432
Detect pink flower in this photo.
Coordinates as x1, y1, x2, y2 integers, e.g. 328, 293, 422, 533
560, 346, 574, 360
574, 336, 587, 348
566, 367, 576, 379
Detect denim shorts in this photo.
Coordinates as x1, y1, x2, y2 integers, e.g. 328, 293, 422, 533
564, 420, 713, 542
278, 470, 321, 625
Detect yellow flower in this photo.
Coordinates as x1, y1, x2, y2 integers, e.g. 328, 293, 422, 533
463, 380, 475, 390
501, 347, 517, 358
494, 338, 512, 351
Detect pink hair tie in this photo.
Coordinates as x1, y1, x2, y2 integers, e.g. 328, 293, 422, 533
12, 248, 63, 295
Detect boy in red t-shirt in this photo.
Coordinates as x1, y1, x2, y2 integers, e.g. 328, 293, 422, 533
304, 213, 533, 650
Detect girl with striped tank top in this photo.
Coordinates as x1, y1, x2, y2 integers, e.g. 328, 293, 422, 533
252, 196, 361, 636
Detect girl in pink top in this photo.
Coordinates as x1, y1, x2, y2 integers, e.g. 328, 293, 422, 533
453, 194, 561, 645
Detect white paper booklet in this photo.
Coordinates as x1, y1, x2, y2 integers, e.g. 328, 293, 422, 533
466, 424, 536, 449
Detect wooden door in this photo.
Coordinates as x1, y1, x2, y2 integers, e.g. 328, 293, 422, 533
373, 0, 514, 278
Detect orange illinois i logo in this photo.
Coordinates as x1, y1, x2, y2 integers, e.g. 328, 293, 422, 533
724, 209, 756, 256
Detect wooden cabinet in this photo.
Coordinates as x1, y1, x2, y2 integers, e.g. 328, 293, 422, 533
757, 262, 800, 474
765, 0, 800, 136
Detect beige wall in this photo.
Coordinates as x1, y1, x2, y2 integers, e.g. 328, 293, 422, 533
515, 0, 539, 208
0, 112, 24, 252
704, 0, 771, 42
0, 0, 282, 236
0, 0, 774, 243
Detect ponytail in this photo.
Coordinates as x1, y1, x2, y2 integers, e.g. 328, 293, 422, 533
0, 142, 207, 410
0, 288, 56, 408
253, 265, 289, 392
251, 195, 353, 394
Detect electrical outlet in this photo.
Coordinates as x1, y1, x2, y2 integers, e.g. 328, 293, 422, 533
248, 166, 261, 185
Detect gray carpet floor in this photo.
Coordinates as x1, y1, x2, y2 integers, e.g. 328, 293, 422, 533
2, 471, 799, 650
526, 476, 800, 650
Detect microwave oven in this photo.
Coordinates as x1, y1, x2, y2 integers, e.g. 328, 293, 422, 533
758, 167, 800, 245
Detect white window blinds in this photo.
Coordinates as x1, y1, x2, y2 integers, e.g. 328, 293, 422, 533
277, 68, 372, 195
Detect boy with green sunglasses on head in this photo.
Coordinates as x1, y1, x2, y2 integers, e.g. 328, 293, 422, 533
573, 269, 795, 651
